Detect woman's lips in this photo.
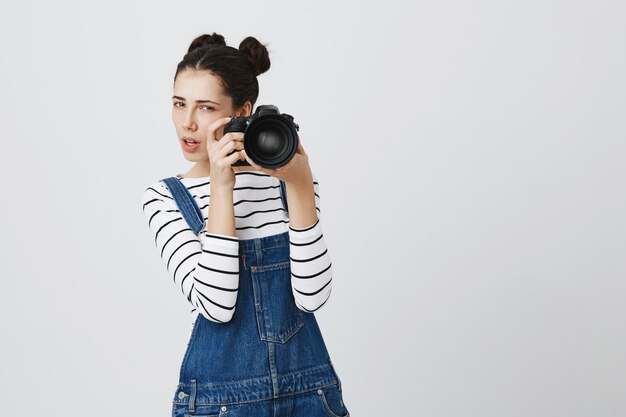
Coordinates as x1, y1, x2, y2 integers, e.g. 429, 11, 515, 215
182, 137, 201, 152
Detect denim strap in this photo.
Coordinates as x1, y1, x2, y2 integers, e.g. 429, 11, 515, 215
161, 177, 205, 235
160, 176, 289, 234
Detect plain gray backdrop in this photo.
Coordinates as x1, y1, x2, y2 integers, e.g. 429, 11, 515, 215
1, 1, 625, 416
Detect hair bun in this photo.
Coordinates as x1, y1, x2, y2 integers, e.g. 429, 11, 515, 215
238, 36, 271, 77
187, 32, 227, 53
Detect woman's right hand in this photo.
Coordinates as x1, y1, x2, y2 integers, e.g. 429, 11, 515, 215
206, 116, 246, 190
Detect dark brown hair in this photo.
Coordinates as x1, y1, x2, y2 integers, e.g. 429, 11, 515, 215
174, 32, 271, 111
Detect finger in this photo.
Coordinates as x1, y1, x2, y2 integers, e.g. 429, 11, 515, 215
207, 116, 233, 142
215, 134, 243, 160
280, 158, 295, 172
226, 149, 243, 165
296, 139, 306, 155
242, 150, 271, 174
217, 132, 244, 152
241, 150, 261, 170
218, 140, 243, 160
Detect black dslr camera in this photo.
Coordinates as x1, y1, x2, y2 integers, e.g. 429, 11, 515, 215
225, 104, 300, 169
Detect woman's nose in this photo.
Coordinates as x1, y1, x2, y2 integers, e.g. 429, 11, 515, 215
183, 112, 197, 131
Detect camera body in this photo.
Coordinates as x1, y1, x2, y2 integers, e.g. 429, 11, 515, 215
224, 104, 300, 169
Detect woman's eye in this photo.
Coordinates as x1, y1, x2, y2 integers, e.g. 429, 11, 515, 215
172, 102, 213, 111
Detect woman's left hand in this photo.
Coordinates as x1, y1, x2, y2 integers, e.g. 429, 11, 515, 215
241, 137, 312, 185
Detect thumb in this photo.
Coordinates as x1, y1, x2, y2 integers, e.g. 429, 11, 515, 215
242, 150, 263, 171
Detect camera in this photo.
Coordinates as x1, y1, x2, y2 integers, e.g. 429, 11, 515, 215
224, 104, 300, 169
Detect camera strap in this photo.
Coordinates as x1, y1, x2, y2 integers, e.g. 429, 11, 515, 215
279, 179, 289, 217
160, 176, 290, 235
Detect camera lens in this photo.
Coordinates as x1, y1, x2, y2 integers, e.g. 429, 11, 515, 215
254, 128, 288, 158
245, 116, 298, 169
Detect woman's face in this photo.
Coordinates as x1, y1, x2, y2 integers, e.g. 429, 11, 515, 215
172, 68, 247, 162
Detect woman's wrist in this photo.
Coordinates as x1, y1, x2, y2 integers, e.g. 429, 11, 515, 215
285, 175, 317, 229
206, 185, 236, 237
210, 184, 234, 198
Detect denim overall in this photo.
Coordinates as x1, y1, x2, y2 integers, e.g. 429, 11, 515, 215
160, 176, 350, 417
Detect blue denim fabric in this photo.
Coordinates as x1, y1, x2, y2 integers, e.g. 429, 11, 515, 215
161, 176, 350, 417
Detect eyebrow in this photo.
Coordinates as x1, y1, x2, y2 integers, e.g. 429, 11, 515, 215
172, 95, 220, 105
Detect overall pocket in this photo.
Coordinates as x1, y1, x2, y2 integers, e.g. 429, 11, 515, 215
317, 384, 350, 417
251, 260, 304, 343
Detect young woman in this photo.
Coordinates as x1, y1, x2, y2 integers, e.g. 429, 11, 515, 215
141, 32, 350, 417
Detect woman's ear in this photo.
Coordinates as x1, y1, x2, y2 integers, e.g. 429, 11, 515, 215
239, 101, 252, 117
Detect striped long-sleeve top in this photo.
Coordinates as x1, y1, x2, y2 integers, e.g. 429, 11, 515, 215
141, 170, 333, 330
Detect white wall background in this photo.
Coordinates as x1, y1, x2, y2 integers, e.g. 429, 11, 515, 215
1, 1, 625, 416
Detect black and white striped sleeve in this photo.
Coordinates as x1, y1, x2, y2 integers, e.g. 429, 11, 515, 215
141, 182, 239, 323
288, 176, 333, 312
